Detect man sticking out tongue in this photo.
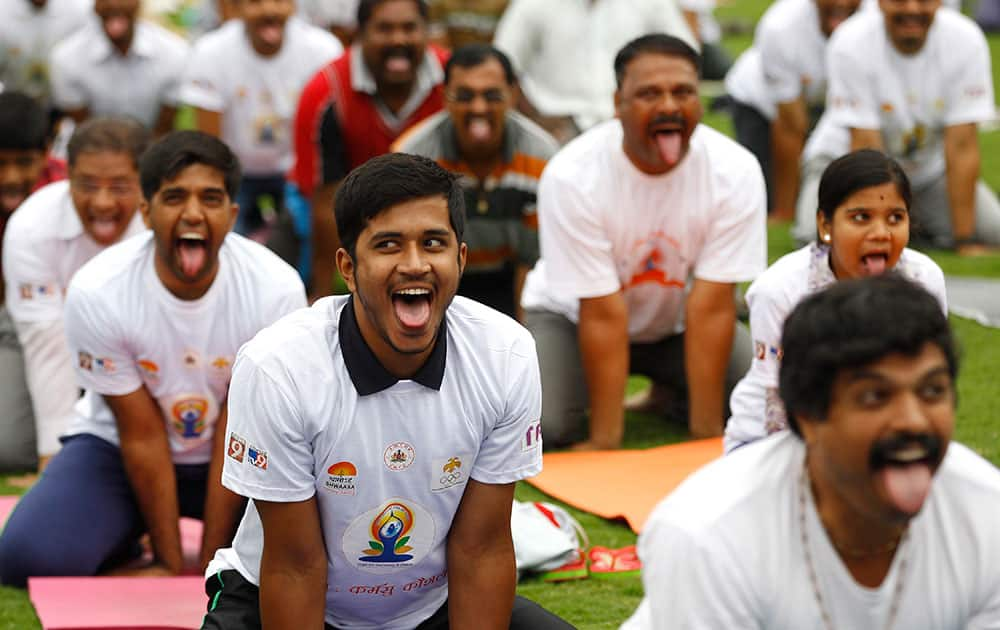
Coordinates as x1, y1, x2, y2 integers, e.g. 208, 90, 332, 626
624, 276, 1000, 630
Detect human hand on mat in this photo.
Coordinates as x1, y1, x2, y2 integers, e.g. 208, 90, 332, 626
103, 561, 176, 578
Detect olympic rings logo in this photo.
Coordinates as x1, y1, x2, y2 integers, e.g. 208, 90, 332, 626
439, 471, 464, 485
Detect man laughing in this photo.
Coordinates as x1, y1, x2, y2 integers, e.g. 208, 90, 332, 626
623, 274, 1000, 628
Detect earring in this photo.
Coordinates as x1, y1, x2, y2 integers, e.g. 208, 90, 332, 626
822, 234, 831, 243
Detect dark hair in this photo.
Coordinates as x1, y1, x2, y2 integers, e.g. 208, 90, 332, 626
335, 153, 464, 259
0, 92, 50, 151
444, 43, 516, 85
817, 149, 912, 227
67, 117, 151, 169
357, 0, 428, 29
779, 274, 957, 436
614, 33, 701, 89
138, 130, 241, 201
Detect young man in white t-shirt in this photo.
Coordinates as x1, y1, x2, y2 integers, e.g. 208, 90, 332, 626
0, 131, 307, 587
521, 34, 767, 450
725, 0, 861, 219
180, 0, 342, 239
820, 3, 1000, 254
203, 153, 571, 629
2, 117, 150, 478
624, 275, 1000, 629
49, 0, 190, 133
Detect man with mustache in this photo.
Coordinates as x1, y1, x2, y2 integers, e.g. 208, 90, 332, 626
820, 0, 1000, 255
49, 0, 190, 135
622, 274, 1000, 628
725, 0, 862, 220
0, 131, 307, 586
291, 0, 448, 299
180, 0, 342, 245
521, 34, 766, 451
393, 44, 558, 319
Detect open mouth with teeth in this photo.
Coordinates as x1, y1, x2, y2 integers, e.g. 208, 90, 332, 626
392, 287, 433, 330
870, 437, 941, 516
176, 232, 208, 278
254, 18, 285, 48
860, 252, 889, 276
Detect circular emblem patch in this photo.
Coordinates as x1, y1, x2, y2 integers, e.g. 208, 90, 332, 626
383, 441, 415, 471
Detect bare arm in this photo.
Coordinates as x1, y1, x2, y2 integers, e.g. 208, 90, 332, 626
682, 10, 701, 44
684, 279, 736, 438
944, 122, 980, 250
513, 263, 529, 323
850, 128, 883, 152
311, 182, 340, 299
447, 480, 517, 629
198, 402, 245, 570
770, 99, 809, 221
153, 105, 178, 137
578, 291, 629, 449
257, 496, 327, 628
193, 108, 223, 138
105, 387, 183, 573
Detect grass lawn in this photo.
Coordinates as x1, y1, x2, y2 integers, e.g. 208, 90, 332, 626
3, 3, 1000, 629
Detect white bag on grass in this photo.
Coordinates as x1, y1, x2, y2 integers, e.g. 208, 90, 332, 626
511, 500, 588, 573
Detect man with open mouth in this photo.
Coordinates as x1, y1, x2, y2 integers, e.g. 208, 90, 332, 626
822, 0, 1000, 255
201, 152, 571, 629
393, 43, 559, 319
624, 274, 1000, 628
292, 0, 449, 300
521, 34, 767, 450
2, 117, 148, 481
0, 131, 307, 586
48, 0, 190, 135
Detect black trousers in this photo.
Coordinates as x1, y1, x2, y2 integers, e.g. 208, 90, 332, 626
201, 569, 577, 629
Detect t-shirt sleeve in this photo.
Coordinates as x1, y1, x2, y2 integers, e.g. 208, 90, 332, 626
178, 41, 226, 111
825, 33, 880, 130
48, 45, 88, 111
160, 39, 190, 108
221, 350, 316, 502
492, 0, 535, 75
470, 333, 543, 484
758, 22, 803, 105
3, 230, 65, 324
637, 517, 762, 629
538, 169, 621, 299
63, 284, 143, 396
693, 157, 767, 283
943, 29, 995, 126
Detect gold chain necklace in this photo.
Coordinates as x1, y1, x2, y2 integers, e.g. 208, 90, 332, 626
798, 464, 909, 630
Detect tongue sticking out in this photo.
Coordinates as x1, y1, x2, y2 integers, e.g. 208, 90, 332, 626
394, 297, 431, 329
178, 240, 207, 278
468, 119, 491, 141
257, 23, 283, 47
386, 56, 412, 74
104, 15, 130, 40
655, 132, 682, 166
880, 463, 932, 515
90, 216, 119, 242
862, 254, 888, 276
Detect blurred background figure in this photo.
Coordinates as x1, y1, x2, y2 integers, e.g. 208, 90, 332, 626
297, 0, 360, 46
428, 0, 509, 49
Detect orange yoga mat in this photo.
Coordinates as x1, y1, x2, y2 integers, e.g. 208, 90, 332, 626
527, 438, 723, 533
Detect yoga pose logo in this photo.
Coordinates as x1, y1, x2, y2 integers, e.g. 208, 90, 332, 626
171, 396, 209, 438
359, 502, 415, 563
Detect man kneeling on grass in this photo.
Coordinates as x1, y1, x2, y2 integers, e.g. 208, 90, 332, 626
201, 153, 573, 629
623, 274, 1000, 628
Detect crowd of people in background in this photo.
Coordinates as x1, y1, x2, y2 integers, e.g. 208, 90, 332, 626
1, 0, 1000, 627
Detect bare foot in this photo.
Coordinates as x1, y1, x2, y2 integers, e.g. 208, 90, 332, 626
567, 440, 620, 452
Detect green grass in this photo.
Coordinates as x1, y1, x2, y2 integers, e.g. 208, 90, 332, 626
3, 4, 1000, 629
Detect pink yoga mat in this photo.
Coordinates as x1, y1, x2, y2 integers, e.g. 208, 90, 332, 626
29, 576, 206, 630
0, 495, 17, 525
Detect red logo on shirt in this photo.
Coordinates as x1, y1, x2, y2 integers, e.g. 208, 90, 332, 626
227, 433, 246, 463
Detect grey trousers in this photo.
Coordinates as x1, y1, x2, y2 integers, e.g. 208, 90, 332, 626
0, 307, 38, 471
524, 308, 753, 448
794, 155, 1000, 248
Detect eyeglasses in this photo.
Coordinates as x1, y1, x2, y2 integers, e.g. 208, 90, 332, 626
446, 88, 508, 105
72, 176, 138, 198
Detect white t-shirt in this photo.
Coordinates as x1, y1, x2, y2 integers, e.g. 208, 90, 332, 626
724, 243, 947, 452
208, 295, 544, 629
63, 232, 306, 464
493, 0, 697, 130
50, 18, 191, 127
826, 8, 995, 186
298, 0, 359, 29
520, 120, 767, 343
0, 0, 92, 102
2, 181, 147, 456
623, 432, 1000, 629
724, 0, 830, 121
179, 17, 342, 175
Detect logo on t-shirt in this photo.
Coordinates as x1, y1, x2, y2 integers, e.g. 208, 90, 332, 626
170, 396, 209, 439
227, 432, 246, 463
343, 498, 436, 573
137, 359, 160, 385
18, 284, 32, 300
209, 356, 232, 380
182, 349, 201, 370
430, 455, 470, 492
621, 233, 685, 290
384, 442, 415, 471
248, 445, 268, 470
94, 357, 115, 374
78, 351, 93, 371
522, 422, 542, 452
754, 340, 766, 361
325, 461, 357, 495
